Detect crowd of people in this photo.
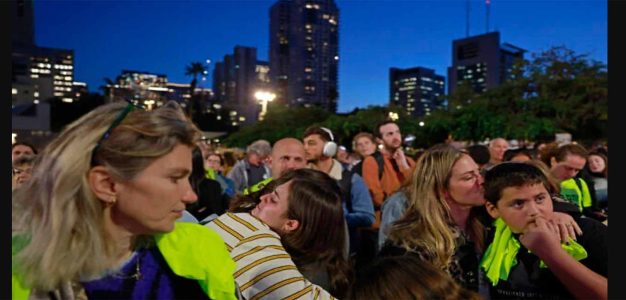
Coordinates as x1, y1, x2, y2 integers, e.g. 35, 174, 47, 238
12, 101, 608, 299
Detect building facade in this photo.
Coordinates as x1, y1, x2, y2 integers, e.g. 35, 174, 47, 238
269, 0, 339, 112
447, 31, 525, 95
389, 67, 445, 118
213, 46, 270, 126
11, 0, 74, 143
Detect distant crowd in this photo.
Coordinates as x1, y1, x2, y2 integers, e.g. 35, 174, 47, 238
12, 100, 607, 299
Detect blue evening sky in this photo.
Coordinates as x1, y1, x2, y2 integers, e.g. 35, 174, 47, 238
34, 0, 607, 112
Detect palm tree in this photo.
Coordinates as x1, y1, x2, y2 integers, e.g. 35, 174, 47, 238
184, 61, 207, 118
99, 77, 116, 102
185, 62, 206, 97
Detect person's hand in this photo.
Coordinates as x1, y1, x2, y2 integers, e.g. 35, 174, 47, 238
550, 212, 583, 243
519, 216, 562, 257
393, 148, 409, 169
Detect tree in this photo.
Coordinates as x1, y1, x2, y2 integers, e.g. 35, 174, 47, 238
184, 62, 207, 117
99, 77, 116, 102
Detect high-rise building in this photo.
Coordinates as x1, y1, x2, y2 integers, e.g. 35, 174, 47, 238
11, 0, 75, 143
269, 0, 339, 112
389, 67, 445, 118
104, 70, 212, 110
213, 46, 267, 126
447, 31, 525, 95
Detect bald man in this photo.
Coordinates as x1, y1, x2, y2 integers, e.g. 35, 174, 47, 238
243, 138, 307, 195
269, 138, 307, 178
489, 138, 509, 165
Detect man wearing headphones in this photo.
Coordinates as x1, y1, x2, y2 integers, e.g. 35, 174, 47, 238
303, 126, 375, 257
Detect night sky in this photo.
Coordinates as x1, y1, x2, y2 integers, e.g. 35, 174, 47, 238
34, 0, 607, 112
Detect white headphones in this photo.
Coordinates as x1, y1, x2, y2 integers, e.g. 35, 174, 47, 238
320, 127, 338, 157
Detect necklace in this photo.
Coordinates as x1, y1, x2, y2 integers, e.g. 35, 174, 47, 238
112, 252, 142, 281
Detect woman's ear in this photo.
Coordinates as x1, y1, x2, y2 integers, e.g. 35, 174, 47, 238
88, 166, 118, 204
485, 201, 500, 219
282, 219, 300, 233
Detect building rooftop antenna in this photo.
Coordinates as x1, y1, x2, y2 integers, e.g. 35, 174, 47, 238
486, 0, 491, 33
466, 0, 471, 37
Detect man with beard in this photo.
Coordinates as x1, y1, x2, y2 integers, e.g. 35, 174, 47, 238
303, 126, 375, 259
362, 120, 415, 228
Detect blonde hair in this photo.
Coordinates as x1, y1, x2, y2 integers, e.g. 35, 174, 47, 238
387, 145, 481, 270
12, 101, 200, 291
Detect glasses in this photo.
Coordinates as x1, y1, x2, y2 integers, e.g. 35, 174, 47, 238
90, 100, 146, 166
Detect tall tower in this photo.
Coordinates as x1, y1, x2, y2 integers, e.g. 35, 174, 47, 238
269, 0, 339, 112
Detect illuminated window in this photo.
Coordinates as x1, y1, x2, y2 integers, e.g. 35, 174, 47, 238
12, 88, 17, 95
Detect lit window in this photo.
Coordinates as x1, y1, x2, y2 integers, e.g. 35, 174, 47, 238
31, 74, 39, 78
12, 88, 17, 95
34, 91, 39, 97
34, 100, 39, 104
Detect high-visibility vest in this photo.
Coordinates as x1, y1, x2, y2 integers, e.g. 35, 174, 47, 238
13, 223, 237, 300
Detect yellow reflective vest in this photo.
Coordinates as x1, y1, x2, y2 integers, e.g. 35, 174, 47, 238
13, 222, 237, 300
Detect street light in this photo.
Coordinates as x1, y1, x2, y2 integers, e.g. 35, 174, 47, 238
255, 90, 276, 121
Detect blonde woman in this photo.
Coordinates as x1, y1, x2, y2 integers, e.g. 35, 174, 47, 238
380, 145, 580, 297
12, 101, 236, 299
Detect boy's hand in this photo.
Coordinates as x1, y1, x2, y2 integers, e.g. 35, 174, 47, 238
519, 216, 562, 257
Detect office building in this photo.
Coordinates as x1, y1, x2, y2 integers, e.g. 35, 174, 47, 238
390, 67, 445, 118
213, 46, 267, 126
447, 31, 525, 95
269, 0, 339, 112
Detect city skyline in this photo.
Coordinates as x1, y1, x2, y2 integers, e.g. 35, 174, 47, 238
33, 0, 607, 113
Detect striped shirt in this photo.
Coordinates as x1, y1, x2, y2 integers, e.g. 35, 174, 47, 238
206, 213, 336, 300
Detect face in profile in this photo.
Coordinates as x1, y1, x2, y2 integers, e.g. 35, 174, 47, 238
303, 134, 325, 162
251, 180, 298, 233
446, 154, 485, 207
378, 123, 402, 151
550, 154, 586, 181
113, 144, 198, 234
486, 183, 554, 233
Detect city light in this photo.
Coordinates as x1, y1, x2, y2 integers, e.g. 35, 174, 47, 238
255, 90, 276, 121
388, 112, 399, 121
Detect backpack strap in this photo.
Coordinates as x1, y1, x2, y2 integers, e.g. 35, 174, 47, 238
373, 151, 385, 180
339, 169, 353, 211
